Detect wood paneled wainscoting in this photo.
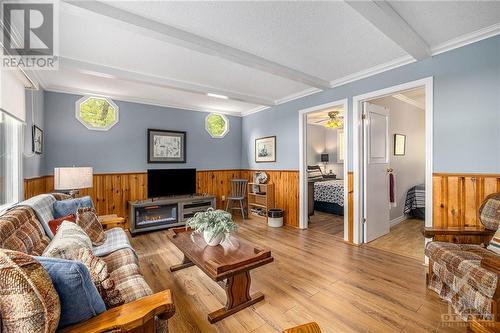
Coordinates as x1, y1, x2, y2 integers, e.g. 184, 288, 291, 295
433, 173, 500, 231
24, 169, 301, 228
24, 170, 355, 234
240, 170, 299, 228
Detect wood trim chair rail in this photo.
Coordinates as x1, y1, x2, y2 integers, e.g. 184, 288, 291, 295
423, 227, 495, 237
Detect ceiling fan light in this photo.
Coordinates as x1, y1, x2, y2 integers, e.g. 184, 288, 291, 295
324, 114, 343, 129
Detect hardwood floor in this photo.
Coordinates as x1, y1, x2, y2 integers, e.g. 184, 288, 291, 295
130, 218, 465, 333
308, 211, 344, 238
367, 219, 425, 262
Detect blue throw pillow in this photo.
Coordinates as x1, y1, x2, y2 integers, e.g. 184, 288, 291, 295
53, 196, 94, 218
35, 256, 106, 328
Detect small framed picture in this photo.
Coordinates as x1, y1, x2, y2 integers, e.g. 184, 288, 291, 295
148, 129, 186, 163
32, 125, 43, 154
394, 134, 406, 156
255, 136, 276, 163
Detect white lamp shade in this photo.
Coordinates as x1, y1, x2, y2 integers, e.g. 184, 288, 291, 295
54, 167, 93, 190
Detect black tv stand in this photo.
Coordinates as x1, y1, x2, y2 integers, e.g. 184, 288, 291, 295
129, 194, 216, 236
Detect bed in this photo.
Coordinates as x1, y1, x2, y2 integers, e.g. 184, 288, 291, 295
313, 179, 344, 215
404, 184, 425, 219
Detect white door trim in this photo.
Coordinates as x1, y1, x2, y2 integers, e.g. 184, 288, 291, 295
353, 77, 433, 245
298, 98, 349, 239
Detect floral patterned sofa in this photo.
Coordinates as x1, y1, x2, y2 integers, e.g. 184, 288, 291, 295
0, 193, 174, 332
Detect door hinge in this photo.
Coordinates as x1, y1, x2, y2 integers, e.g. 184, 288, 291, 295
362, 113, 367, 120
363, 218, 367, 224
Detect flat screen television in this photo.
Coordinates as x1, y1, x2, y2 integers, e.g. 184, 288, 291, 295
147, 168, 196, 198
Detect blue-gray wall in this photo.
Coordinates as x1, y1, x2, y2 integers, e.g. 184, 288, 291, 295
31, 36, 500, 177
23, 88, 45, 178
43, 92, 242, 174
242, 35, 500, 173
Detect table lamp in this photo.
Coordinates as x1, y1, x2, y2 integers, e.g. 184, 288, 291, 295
54, 167, 93, 197
320, 153, 329, 173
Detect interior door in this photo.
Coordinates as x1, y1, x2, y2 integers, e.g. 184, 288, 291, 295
363, 102, 390, 242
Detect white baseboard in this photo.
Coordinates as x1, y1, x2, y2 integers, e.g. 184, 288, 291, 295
390, 215, 408, 227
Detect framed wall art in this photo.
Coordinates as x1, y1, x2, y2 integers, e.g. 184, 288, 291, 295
255, 136, 276, 163
32, 125, 43, 154
394, 134, 406, 156
148, 129, 186, 163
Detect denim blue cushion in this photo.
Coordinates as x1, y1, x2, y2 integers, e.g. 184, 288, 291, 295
53, 196, 94, 218
35, 256, 106, 328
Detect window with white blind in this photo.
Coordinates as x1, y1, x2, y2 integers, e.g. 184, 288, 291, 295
0, 111, 23, 211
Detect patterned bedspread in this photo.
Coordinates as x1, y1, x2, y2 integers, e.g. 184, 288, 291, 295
404, 184, 425, 214
314, 180, 344, 206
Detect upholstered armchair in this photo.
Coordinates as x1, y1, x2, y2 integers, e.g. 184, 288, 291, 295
424, 193, 500, 325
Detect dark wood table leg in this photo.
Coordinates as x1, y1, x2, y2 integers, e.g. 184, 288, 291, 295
208, 271, 264, 323
170, 255, 194, 272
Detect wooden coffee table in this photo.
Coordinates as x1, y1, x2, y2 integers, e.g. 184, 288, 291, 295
167, 227, 273, 323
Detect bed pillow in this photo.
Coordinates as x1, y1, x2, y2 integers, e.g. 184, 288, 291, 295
0, 249, 60, 333
53, 196, 94, 218
35, 256, 106, 328
307, 166, 323, 181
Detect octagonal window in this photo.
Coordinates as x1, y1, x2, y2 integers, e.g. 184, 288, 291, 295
76, 96, 119, 131
205, 113, 229, 138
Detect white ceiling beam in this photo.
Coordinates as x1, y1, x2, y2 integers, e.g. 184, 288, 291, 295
62, 0, 331, 89
345, 0, 431, 60
59, 57, 274, 106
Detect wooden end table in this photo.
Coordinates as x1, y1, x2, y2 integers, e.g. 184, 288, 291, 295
167, 227, 273, 323
98, 214, 127, 230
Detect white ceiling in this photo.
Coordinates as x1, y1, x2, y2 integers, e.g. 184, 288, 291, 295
33, 1, 500, 116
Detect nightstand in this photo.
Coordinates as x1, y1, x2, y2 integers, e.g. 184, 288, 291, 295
98, 214, 127, 230
323, 174, 337, 180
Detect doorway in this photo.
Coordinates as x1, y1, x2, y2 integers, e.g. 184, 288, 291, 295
352, 77, 433, 260
298, 99, 349, 241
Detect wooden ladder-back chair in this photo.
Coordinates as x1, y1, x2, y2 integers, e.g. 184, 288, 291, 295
225, 179, 248, 219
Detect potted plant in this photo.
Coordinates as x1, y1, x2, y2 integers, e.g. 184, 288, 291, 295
186, 208, 238, 246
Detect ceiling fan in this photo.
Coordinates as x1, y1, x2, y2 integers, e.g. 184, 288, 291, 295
313, 111, 344, 129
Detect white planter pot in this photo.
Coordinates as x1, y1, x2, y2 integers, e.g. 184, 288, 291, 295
203, 230, 224, 246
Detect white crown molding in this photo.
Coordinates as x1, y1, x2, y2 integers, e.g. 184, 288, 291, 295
431, 23, 500, 56
329, 55, 415, 89
392, 93, 425, 110
240, 105, 269, 117
44, 85, 243, 117
307, 122, 328, 127
275, 87, 322, 105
